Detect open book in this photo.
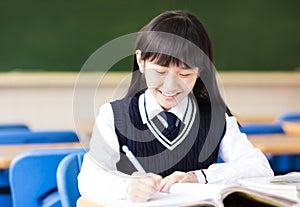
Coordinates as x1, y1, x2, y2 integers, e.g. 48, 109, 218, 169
237, 172, 300, 202
83, 182, 298, 207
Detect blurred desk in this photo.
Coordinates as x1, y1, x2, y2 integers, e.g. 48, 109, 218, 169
248, 134, 300, 155
77, 197, 105, 207
0, 142, 86, 169
2, 135, 297, 168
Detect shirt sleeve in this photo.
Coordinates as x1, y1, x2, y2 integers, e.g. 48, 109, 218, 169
192, 114, 274, 184
78, 103, 129, 200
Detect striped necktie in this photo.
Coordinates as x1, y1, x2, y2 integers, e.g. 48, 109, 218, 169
164, 112, 177, 131
162, 112, 180, 141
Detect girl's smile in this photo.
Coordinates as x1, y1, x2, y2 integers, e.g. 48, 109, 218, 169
159, 89, 181, 102
160, 90, 180, 99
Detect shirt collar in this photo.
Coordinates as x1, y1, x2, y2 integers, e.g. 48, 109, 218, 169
139, 89, 189, 124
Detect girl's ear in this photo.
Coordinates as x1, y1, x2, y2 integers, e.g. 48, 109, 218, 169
135, 50, 145, 73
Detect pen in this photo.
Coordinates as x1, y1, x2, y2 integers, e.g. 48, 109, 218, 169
122, 145, 146, 174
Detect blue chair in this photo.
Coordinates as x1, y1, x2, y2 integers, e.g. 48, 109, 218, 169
56, 152, 85, 207
0, 123, 29, 132
0, 130, 79, 144
9, 148, 85, 207
0, 176, 12, 207
240, 123, 284, 135
0, 130, 79, 207
0, 123, 29, 207
278, 112, 300, 122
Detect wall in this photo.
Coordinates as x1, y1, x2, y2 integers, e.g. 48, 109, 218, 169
0, 72, 299, 137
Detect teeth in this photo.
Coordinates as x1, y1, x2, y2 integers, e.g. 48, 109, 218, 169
162, 91, 176, 97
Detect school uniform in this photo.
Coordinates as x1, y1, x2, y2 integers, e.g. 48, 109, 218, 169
78, 89, 273, 200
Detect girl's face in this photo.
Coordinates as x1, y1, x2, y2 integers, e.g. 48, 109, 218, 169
136, 51, 198, 110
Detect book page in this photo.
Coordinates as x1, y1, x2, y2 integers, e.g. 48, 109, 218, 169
89, 192, 217, 207
87, 184, 226, 207
270, 172, 300, 186
169, 183, 230, 196
237, 175, 300, 201
86, 182, 298, 207
220, 186, 298, 207
169, 183, 298, 206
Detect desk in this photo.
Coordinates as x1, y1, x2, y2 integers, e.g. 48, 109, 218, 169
2, 135, 297, 169
0, 142, 86, 169
77, 197, 105, 207
248, 134, 300, 155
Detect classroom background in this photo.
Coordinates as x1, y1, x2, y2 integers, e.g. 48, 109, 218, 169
0, 0, 299, 133
1, 1, 300, 207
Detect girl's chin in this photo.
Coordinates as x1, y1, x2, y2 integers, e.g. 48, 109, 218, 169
158, 99, 179, 110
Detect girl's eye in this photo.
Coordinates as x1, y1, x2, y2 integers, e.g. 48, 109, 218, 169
180, 73, 192, 77
155, 70, 166, 74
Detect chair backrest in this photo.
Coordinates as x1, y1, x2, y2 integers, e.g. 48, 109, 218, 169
0, 130, 79, 144
0, 123, 29, 132
239, 123, 284, 135
278, 112, 300, 121
56, 152, 85, 207
9, 148, 85, 207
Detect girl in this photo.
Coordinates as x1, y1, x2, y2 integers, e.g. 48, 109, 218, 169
78, 10, 273, 203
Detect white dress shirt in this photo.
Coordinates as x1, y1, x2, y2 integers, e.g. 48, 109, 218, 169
78, 90, 274, 201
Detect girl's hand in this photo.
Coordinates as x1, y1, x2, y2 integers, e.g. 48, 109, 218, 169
160, 171, 198, 192
127, 172, 162, 202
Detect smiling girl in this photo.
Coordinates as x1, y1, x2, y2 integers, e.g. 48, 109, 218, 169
78, 10, 273, 203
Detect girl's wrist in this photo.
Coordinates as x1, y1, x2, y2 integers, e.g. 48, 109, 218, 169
187, 171, 199, 183
188, 170, 207, 184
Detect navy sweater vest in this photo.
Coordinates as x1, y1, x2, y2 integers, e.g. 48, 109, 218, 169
111, 93, 226, 177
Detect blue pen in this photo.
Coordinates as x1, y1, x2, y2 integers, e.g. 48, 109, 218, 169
122, 145, 146, 174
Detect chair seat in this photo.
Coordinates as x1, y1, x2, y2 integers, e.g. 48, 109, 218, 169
0, 170, 9, 187
0, 194, 12, 207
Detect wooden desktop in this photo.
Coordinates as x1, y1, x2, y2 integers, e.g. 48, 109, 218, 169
247, 134, 300, 155
1, 134, 300, 169
0, 142, 86, 169
77, 197, 105, 207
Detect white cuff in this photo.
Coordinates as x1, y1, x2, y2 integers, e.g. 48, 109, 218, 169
190, 170, 208, 184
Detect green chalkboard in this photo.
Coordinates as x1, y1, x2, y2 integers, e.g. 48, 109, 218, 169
0, 0, 299, 72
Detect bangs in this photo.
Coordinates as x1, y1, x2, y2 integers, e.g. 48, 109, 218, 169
143, 53, 190, 68
138, 31, 200, 69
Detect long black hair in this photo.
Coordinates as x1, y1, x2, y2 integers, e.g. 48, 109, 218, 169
126, 10, 233, 116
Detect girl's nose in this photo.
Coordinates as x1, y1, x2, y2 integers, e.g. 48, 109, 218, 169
163, 72, 178, 91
